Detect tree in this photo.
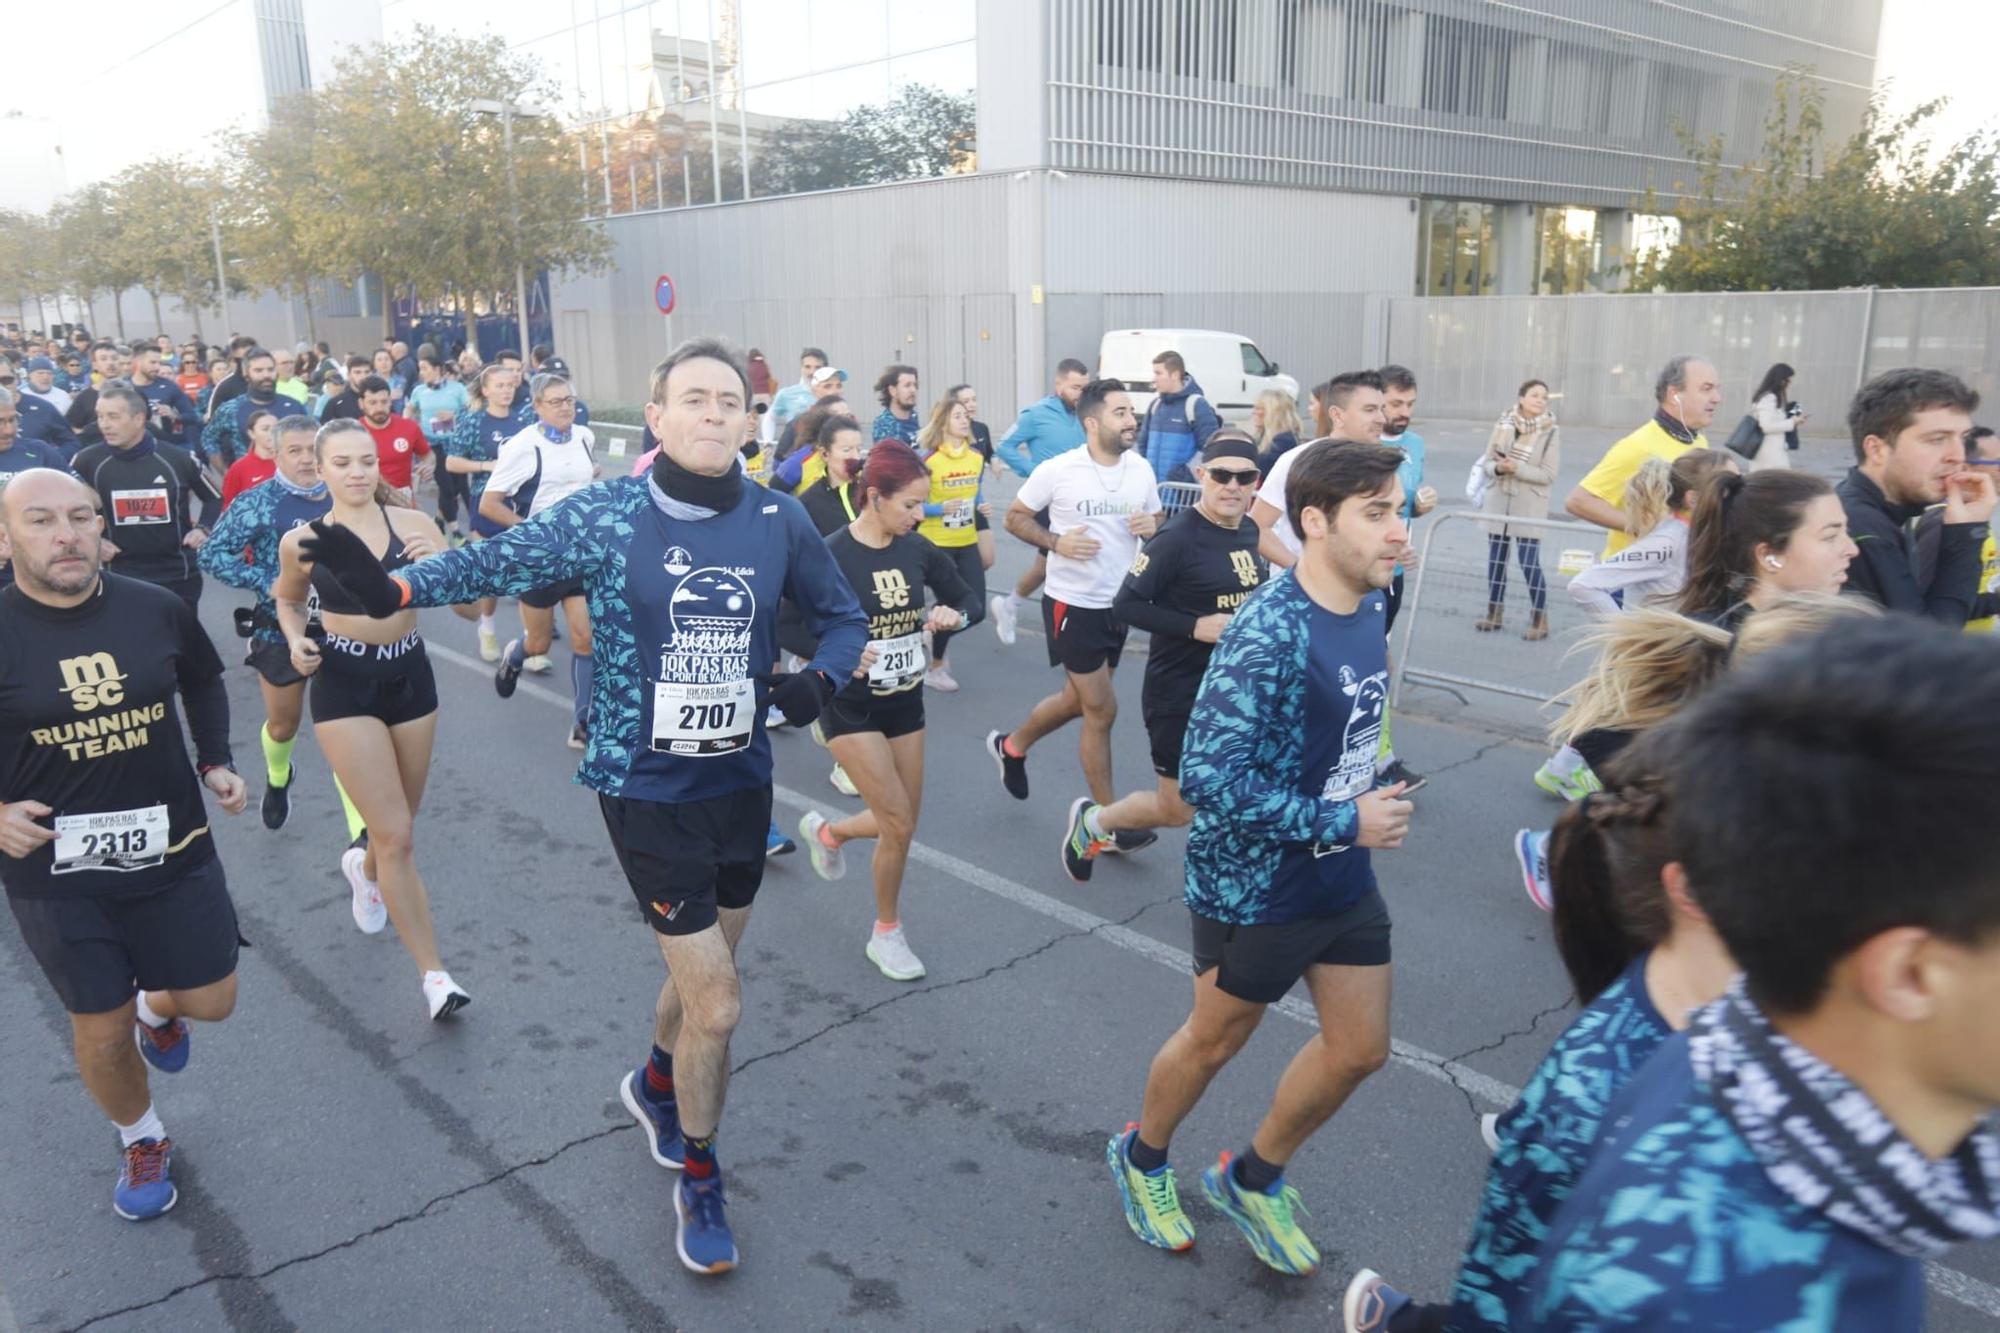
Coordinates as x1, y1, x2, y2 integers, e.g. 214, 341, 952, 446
0, 210, 57, 327
107, 160, 229, 337
1634, 71, 2000, 292
49, 185, 141, 336
759, 84, 975, 196
228, 101, 344, 343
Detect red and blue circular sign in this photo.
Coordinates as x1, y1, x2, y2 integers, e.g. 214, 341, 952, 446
654, 275, 676, 315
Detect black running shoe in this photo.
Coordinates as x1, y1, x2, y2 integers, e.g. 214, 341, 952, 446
1376, 759, 1428, 795
1104, 827, 1158, 855
261, 767, 293, 830
495, 639, 523, 699
1062, 797, 1104, 883
986, 729, 1029, 800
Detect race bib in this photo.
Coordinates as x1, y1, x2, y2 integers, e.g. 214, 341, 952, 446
651, 678, 754, 756
866, 631, 926, 688
52, 805, 170, 874
942, 498, 974, 529
110, 488, 170, 525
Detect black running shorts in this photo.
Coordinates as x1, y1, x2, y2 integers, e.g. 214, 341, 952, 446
1188, 891, 1392, 1005
8, 855, 241, 1014
520, 576, 586, 610
821, 688, 926, 741
1042, 599, 1127, 674
247, 636, 307, 688
309, 634, 438, 727
599, 788, 772, 937
1144, 707, 1191, 780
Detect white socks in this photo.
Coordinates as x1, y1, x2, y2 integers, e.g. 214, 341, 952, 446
1546, 744, 1585, 779
477, 613, 496, 634
134, 991, 168, 1030
116, 1104, 166, 1147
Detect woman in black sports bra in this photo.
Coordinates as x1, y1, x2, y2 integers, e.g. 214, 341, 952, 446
275, 420, 470, 1021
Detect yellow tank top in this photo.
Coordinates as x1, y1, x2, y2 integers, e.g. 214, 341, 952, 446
917, 441, 983, 548
1968, 534, 1998, 634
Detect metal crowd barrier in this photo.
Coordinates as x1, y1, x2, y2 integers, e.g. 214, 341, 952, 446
1390, 509, 1614, 710
1159, 481, 1201, 518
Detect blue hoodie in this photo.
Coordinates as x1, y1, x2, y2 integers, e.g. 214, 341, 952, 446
995, 394, 1084, 479
1140, 377, 1221, 484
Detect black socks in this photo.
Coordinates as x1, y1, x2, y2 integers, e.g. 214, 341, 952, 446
1232, 1146, 1284, 1194
1126, 1133, 1169, 1174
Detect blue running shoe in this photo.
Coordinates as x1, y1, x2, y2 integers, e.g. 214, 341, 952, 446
1514, 828, 1553, 912
113, 1138, 177, 1221
618, 1069, 684, 1170
765, 820, 796, 857
135, 1017, 191, 1074
674, 1175, 739, 1274
1200, 1153, 1319, 1275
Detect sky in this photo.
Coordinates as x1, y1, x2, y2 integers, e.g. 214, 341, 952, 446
6, 0, 1998, 207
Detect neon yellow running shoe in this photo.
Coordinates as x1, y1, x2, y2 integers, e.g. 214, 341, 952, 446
1105, 1124, 1195, 1252
1201, 1152, 1319, 1275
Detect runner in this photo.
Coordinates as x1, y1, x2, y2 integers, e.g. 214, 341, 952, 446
986, 379, 1161, 825
796, 442, 980, 980
790, 415, 867, 797
444, 363, 520, 661
408, 353, 470, 542
990, 359, 1090, 644
359, 375, 431, 507
298, 336, 867, 1274
0, 387, 70, 519
198, 347, 308, 469
219, 408, 279, 506
73, 382, 221, 612
1104, 442, 1414, 1275
127, 344, 203, 455
1063, 434, 1267, 881
913, 393, 989, 691
481, 372, 600, 748
871, 364, 920, 448
0, 468, 249, 1222
273, 420, 468, 1021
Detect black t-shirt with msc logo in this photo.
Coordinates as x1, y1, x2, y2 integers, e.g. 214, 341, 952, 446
1113, 506, 1269, 716
0, 575, 229, 898
824, 528, 977, 701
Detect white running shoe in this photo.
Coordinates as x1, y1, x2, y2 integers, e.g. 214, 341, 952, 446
800, 811, 845, 881
342, 846, 387, 934
830, 763, 859, 797
809, 718, 829, 748
424, 970, 471, 1020
924, 664, 959, 693
866, 926, 926, 981
989, 593, 1018, 646
477, 628, 501, 662
524, 654, 554, 674
1479, 1113, 1502, 1153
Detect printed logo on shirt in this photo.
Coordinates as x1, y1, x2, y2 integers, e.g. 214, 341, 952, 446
58, 652, 127, 711
1315, 665, 1389, 858
663, 545, 694, 576
393, 438, 410, 453
871, 569, 911, 609
1230, 549, 1262, 588
660, 567, 756, 683
110, 487, 170, 525
1130, 552, 1149, 576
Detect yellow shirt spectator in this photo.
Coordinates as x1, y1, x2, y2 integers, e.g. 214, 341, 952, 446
917, 439, 984, 548
1576, 419, 1709, 555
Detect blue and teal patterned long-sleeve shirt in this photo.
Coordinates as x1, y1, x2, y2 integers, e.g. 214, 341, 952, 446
201, 392, 307, 465
1514, 1030, 1924, 1330
1449, 952, 1669, 1329
1179, 570, 1385, 925
197, 478, 331, 643
445, 407, 519, 502
396, 476, 867, 802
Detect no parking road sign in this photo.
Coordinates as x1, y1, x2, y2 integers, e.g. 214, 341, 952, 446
654, 275, 677, 315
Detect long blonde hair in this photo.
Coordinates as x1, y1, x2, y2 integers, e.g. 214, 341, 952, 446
1623, 450, 1735, 538
1254, 389, 1303, 453
914, 393, 970, 455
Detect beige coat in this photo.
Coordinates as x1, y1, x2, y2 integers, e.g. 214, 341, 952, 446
1480, 411, 1561, 538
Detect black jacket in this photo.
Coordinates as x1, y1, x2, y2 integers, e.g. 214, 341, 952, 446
1835, 467, 1983, 624
73, 436, 223, 586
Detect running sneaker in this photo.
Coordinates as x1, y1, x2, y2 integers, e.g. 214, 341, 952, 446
809, 718, 829, 749
112, 1138, 177, 1221
1201, 1153, 1319, 1276
990, 593, 1018, 646
135, 1017, 191, 1074
424, 971, 471, 1020
1105, 1125, 1195, 1251
829, 763, 858, 797
986, 729, 1029, 800
449, 532, 467, 549
342, 844, 387, 934
1533, 760, 1603, 801
618, 1069, 685, 1170
478, 628, 501, 662
674, 1175, 739, 1275
765, 821, 796, 857
1375, 758, 1428, 795
765, 705, 788, 731
800, 811, 845, 881
1103, 827, 1158, 855
1479, 1113, 1502, 1153
1063, 797, 1108, 884
866, 925, 926, 981
524, 654, 554, 674
925, 664, 960, 693
494, 639, 524, 698
1513, 829, 1553, 912
261, 766, 293, 830
1343, 1268, 1416, 1333
567, 723, 588, 751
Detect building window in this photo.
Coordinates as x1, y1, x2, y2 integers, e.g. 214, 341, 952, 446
1421, 15, 1512, 119
1417, 198, 1497, 295
1098, 0, 1238, 80
1536, 206, 1601, 295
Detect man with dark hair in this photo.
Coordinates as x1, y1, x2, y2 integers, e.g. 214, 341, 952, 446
359, 375, 431, 501
1835, 367, 1991, 623
73, 382, 221, 610
1249, 370, 1385, 569
296, 334, 867, 1278
203, 335, 260, 423
317, 356, 371, 424
871, 365, 920, 448
1566, 354, 1718, 556
1139, 349, 1222, 484
200, 349, 307, 469
64, 342, 124, 450
1106, 441, 1414, 1274
1514, 617, 2000, 1329
127, 344, 202, 453
1372, 365, 1435, 792
991, 358, 1093, 643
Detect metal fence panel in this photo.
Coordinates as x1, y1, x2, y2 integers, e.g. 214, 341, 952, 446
1159, 481, 1202, 518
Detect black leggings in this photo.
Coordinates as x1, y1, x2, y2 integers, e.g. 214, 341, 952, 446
929, 545, 987, 663
1486, 534, 1547, 613
436, 469, 471, 525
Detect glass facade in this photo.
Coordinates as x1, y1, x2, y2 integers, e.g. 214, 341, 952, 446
384, 1, 977, 216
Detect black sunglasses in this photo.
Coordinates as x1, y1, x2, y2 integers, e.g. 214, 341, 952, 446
1207, 467, 1260, 485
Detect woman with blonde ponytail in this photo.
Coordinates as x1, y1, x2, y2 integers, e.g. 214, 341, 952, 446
1567, 451, 1738, 617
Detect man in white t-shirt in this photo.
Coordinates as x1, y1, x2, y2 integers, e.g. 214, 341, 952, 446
1249, 372, 1387, 568
987, 380, 1162, 831
479, 372, 603, 747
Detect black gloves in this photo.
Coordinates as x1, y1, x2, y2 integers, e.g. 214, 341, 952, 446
766, 669, 833, 728
298, 520, 405, 617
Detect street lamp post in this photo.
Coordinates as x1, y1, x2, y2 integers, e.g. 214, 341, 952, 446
472, 98, 547, 361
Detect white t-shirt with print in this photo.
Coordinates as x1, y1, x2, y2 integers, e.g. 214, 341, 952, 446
1016, 446, 1162, 609
487, 423, 598, 518
1255, 438, 1328, 558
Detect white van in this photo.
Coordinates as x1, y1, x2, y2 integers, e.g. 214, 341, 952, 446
1097, 329, 1300, 424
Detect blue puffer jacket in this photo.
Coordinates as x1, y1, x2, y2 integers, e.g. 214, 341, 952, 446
1140, 377, 1222, 484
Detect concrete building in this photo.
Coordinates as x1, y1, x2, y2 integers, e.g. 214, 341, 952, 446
455, 0, 1884, 418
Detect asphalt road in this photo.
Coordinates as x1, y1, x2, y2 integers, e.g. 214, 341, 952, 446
4, 422, 1995, 1332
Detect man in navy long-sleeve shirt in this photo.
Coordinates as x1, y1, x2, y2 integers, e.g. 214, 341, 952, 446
128, 345, 203, 453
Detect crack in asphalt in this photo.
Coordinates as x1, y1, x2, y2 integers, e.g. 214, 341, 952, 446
1417, 736, 1519, 782
1400, 996, 1574, 1123
62, 895, 1176, 1330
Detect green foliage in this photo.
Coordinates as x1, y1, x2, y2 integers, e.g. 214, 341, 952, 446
759, 84, 975, 196
1635, 71, 2000, 292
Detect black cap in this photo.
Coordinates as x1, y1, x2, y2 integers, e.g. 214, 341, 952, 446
1200, 436, 1259, 466
542, 357, 571, 377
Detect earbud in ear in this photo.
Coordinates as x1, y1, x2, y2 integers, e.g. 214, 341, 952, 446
1764, 556, 1783, 569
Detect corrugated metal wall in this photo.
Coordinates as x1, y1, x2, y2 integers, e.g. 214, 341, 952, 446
1384, 288, 2000, 430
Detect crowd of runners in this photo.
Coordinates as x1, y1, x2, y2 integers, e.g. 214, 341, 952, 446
1, 324, 1998, 1328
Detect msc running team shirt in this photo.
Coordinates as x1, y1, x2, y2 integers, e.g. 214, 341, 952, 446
1016, 448, 1162, 609
0, 576, 230, 898
1115, 506, 1268, 715
825, 529, 977, 702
